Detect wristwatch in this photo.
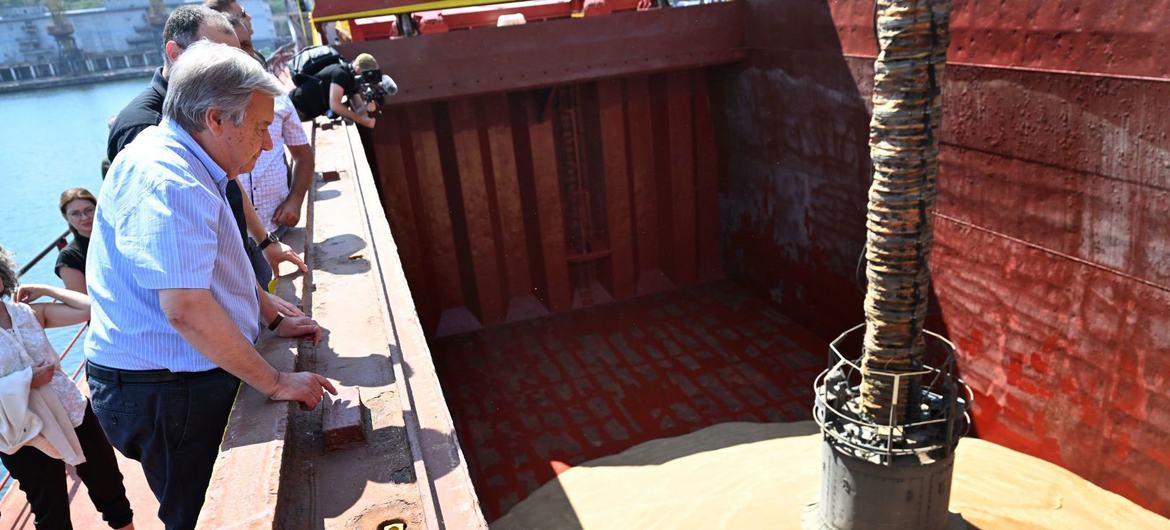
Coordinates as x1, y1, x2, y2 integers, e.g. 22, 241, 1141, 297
267, 313, 285, 331
257, 232, 280, 251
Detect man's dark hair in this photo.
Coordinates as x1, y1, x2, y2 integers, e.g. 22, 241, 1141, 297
162, 6, 234, 66
163, 6, 229, 48
202, 0, 237, 12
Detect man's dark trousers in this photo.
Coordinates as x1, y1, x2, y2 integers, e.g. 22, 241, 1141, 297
88, 366, 240, 530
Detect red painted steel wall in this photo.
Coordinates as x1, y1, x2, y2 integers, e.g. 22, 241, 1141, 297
370, 72, 723, 337
716, 0, 1170, 516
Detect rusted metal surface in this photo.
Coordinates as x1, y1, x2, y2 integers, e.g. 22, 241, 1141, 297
322, 387, 369, 450
370, 71, 725, 337
322, 123, 489, 529
414, 0, 583, 34
933, 61, 1170, 515
711, 1, 872, 341
336, 2, 745, 106
831, 0, 1170, 79
718, 0, 1170, 517
313, 0, 530, 22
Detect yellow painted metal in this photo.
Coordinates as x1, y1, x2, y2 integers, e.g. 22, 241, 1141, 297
313, 0, 531, 23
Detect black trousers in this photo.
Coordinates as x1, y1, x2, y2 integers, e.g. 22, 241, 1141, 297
88, 367, 240, 530
0, 404, 134, 530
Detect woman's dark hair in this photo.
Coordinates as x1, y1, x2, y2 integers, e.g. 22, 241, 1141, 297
0, 245, 17, 299
59, 187, 97, 237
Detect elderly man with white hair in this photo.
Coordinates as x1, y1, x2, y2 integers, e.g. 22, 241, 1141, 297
85, 41, 336, 530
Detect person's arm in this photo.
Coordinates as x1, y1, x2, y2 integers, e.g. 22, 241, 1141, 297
272, 143, 314, 227
15, 284, 89, 329
58, 266, 87, 294
329, 83, 375, 128
159, 288, 335, 409
257, 279, 306, 317
248, 284, 315, 340
238, 185, 308, 274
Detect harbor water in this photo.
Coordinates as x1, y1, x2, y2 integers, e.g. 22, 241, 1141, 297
0, 76, 150, 399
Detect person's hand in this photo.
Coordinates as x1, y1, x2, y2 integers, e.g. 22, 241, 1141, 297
272, 197, 303, 227
267, 371, 337, 410
30, 361, 55, 388
276, 314, 322, 345
15, 284, 51, 304
264, 241, 308, 276
358, 115, 376, 128
266, 292, 305, 317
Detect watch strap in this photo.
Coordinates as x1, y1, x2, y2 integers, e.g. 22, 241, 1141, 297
257, 232, 279, 251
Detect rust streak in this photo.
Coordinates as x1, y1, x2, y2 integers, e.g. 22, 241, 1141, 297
934, 212, 1170, 293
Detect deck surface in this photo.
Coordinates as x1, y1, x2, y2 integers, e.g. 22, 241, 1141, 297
0, 384, 162, 530
431, 281, 826, 521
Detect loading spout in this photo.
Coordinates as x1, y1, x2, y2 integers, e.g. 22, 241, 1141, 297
810, 1, 970, 528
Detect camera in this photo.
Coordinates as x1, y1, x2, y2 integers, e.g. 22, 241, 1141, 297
357, 68, 398, 113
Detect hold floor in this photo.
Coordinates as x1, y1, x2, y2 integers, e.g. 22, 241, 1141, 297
431, 281, 827, 520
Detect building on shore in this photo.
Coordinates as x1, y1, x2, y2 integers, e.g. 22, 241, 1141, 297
0, 0, 276, 84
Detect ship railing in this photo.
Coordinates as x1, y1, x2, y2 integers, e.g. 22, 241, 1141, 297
1, 232, 89, 498
16, 229, 70, 277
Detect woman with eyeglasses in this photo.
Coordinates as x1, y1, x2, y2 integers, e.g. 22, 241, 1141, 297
56, 188, 97, 293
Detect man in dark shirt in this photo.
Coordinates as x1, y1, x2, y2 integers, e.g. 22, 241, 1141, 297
317, 62, 357, 99
107, 6, 240, 163
107, 5, 308, 293
290, 53, 379, 128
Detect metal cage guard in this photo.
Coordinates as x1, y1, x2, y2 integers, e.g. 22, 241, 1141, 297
813, 324, 971, 466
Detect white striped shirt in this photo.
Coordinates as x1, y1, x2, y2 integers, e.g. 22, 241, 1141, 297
85, 119, 260, 372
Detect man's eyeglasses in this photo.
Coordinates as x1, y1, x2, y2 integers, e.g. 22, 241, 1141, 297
67, 207, 95, 220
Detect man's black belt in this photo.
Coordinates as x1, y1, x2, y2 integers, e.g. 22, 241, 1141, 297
86, 362, 226, 384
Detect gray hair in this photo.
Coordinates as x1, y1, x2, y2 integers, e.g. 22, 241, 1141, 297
163, 41, 284, 133
161, 6, 234, 67
0, 246, 17, 299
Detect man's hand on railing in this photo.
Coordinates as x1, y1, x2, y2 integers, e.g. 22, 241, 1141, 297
267, 371, 337, 410
264, 240, 309, 276
266, 292, 305, 317
274, 314, 322, 345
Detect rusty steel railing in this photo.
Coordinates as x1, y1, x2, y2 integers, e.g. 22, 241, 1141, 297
16, 230, 70, 277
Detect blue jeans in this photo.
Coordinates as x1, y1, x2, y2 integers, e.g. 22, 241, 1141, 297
88, 367, 240, 530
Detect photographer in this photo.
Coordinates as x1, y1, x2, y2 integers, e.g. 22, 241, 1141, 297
291, 51, 390, 128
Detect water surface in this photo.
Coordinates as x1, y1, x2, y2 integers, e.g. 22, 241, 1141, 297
0, 76, 151, 365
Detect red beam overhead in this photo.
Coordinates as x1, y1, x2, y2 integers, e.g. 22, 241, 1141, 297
314, 0, 512, 22
338, 2, 746, 106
